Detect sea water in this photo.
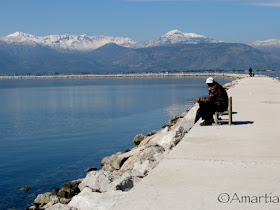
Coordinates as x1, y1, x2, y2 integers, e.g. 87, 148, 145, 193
0, 76, 232, 209
257, 71, 280, 78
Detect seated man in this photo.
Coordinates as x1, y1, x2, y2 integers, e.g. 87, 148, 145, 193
194, 77, 228, 126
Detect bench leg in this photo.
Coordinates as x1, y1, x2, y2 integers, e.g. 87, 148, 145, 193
215, 112, 218, 125
229, 110, 232, 125
229, 97, 232, 125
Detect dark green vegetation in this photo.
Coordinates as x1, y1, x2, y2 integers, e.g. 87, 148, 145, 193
1, 42, 280, 75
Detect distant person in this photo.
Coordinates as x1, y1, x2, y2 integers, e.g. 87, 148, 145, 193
194, 77, 228, 126
249, 68, 254, 77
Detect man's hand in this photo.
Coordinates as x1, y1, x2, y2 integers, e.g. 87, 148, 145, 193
195, 98, 200, 102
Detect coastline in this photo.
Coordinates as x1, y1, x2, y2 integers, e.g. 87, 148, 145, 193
0, 72, 247, 80
28, 73, 244, 209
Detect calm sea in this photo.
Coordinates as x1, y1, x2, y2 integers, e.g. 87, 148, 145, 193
257, 71, 280, 78
0, 76, 232, 209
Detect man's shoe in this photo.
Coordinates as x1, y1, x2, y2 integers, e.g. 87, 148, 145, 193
200, 120, 212, 126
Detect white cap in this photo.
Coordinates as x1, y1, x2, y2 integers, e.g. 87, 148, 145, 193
206, 77, 214, 84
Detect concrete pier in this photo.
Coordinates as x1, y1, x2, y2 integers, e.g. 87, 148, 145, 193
113, 77, 280, 210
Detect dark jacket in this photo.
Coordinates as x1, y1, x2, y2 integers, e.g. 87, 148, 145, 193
199, 81, 228, 111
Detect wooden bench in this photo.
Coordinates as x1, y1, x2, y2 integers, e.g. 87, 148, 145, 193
214, 97, 232, 125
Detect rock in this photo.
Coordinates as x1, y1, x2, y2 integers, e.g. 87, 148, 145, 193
68, 187, 126, 210
119, 144, 165, 175
123, 148, 131, 153
116, 148, 141, 166
173, 126, 188, 147
78, 170, 121, 192
139, 127, 169, 148
55, 197, 71, 205
139, 144, 165, 161
137, 135, 153, 147
28, 205, 36, 210
162, 112, 187, 129
113, 170, 144, 192
133, 134, 146, 146
127, 169, 145, 178
52, 189, 60, 195
46, 203, 76, 210
132, 160, 159, 176
146, 105, 198, 151
22, 185, 30, 192
33, 192, 59, 209
34, 192, 57, 205
32, 192, 71, 209
223, 82, 232, 90
29, 179, 82, 209
42, 201, 57, 209
57, 190, 69, 199
87, 167, 97, 172
147, 130, 157, 136
101, 148, 141, 172
78, 168, 144, 194
170, 115, 180, 123
102, 164, 116, 172
61, 179, 82, 198
178, 110, 188, 118
114, 175, 134, 191
162, 123, 169, 129
117, 154, 141, 175
101, 152, 122, 171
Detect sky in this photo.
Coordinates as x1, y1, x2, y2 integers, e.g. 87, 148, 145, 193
0, 0, 280, 44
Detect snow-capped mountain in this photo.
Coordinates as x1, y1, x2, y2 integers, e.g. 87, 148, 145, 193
0, 30, 221, 52
135, 30, 221, 48
1, 32, 137, 51
249, 39, 280, 56
249, 39, 280, 48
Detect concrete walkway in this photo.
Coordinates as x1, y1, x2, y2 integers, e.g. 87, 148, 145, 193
113, 77, 280, 210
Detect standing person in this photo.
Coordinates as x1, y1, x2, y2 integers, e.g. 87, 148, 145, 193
249, 68, 253, 77
194, 77, 228, 126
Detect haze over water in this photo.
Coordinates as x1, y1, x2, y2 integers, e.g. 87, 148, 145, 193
0, 76, 232, 209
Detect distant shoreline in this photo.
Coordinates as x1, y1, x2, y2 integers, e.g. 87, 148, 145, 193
0, 73, 247, 80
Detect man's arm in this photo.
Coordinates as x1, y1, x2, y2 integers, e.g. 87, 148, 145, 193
199, 87, 218, 103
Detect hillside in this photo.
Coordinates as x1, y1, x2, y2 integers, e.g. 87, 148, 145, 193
249, 39, 280, 56
0, 42, 280, 75
111, 43, 280, 72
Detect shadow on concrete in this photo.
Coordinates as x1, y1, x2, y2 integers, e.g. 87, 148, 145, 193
233, 121, 254, 125
221, 112, 238, 115
219, 121, 254, 125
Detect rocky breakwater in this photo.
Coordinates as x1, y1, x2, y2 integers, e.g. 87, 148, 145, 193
27, 106, 198, 210
29, 80, 237, 210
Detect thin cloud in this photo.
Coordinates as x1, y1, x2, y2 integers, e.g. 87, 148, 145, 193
122, 0, 196, 2
231, 0, 280, 7
122, 0, 280, 7
251, 2, 280, 7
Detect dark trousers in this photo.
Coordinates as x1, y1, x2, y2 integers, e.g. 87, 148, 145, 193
194, 101, 227, 124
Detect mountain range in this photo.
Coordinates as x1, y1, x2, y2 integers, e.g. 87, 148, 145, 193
0, 30, 220, 52
0, 30, 280, 75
